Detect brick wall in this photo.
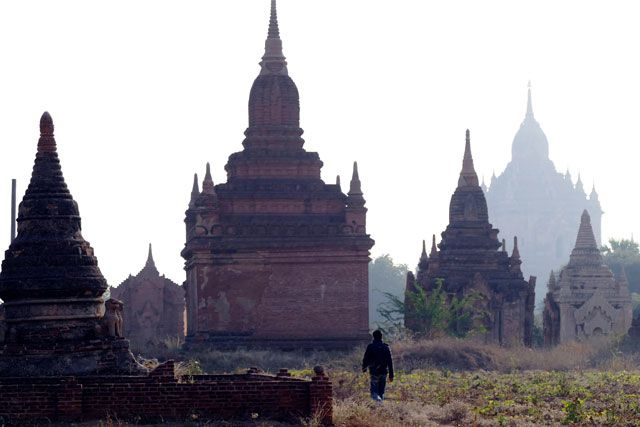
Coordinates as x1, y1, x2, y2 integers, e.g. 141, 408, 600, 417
0, 362, 333, 425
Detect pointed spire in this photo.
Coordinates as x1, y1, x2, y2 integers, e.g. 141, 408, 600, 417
347, 162, 366, 208
458, 129, 479, 187
565, 168, 572, 181
140, 243, 160, 277
525, 81, 535, 121
575, 173, 586, 196
260, 0, 288, 75
481, 176, 488, 192
202, 163, 215, 195
349, 162, 361, 192
512, 236, 521, 259
590, 182, 600, 202
510, 236, 522, 272
268, 0, 280, 38
430, 234, 438, 257
336, 175, 341, 189
573, 210, 598, 250
418, 240, 428, 270
146, 243, 155, 268
189, 173, 199, 207
548, 270, 557, 291
502, 238, 507, 252
38, 111, 57, 153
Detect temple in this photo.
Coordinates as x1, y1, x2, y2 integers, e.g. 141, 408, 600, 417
543, 210, 632, 345
181, 0, 374, 348
0, 113, 144, 376
406, 131, 535, 346
485, 85, 603, 305
110, 244, 185, 349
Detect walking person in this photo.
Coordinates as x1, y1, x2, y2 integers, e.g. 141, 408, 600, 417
362, 330, 394, 401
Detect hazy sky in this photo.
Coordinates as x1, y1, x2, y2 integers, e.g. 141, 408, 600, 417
1, 1, 639, 286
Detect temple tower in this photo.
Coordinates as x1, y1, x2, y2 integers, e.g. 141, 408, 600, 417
181, 1, 374, 348
111, 244, 185, 349
406, 131, 535, 346
485, 85, 603, 306
543, 210, 632, 345
0, 113, 144, 376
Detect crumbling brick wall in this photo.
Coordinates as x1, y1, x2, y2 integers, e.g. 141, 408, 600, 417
0, 362, 333, 425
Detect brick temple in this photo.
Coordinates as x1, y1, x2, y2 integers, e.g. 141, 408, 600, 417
110, 244, 185, 349
543, 210, 632, 345
0, 112, 144, 376
406, 131, 535, 346
0, 112, 333, 424
181, 0, 374, 348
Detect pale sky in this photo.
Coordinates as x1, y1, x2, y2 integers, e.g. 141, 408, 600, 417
1, 1, 639, 287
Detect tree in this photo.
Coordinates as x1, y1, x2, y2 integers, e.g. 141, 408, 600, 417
601, 238, 640, 294
378, 279, 486, 339
368, 255, 408, 328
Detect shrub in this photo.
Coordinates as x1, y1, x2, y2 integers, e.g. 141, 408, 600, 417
378, 279, 487, 339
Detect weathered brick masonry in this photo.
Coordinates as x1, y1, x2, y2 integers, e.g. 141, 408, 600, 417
0, 362, 333, 424
182, 0, 374, 348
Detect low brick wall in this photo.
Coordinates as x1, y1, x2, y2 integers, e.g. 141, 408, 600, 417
0, 362, 333, 425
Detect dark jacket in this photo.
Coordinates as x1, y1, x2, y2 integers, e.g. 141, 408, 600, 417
362, 339, 394, 379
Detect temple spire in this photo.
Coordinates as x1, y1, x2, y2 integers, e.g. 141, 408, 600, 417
548, 270, 557, 291
349, 162, 360, 191
430, 234, 438, 257
458, 129, 479, 187
140, 243, 160, 277
575, 173, 586, 196
146, 243, 155, 269
38, 112, 56, 153
202, 163, 215, 195
347, 162, 366, 208
525, 81, 534, 121
189, 173, 199, 207
573, 210, 598, 250
268, 0, 280, 38
336, 175, 341, 190
260, 0, 288, 75
590, 183, 600, 202
510, 236, 522, 272
512, 236, 521, 260
418, 240, 428, 270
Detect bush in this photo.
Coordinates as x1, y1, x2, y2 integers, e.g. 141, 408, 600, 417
379, 279, 487, 339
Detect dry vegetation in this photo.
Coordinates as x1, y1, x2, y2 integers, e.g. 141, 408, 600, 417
125, 336, 640, 426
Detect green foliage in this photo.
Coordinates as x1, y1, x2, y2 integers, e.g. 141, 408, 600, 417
368, 254, 408, 328
561, 398, 585, 424
378, 279, 486, 339
602, 237, 640, 294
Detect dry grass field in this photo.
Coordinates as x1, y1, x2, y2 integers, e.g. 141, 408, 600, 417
104, 336, 640, 426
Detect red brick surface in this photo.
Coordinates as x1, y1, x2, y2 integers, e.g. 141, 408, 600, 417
0, 362, 333, 425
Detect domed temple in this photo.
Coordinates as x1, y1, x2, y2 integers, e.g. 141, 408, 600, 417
0, 113, 144, 376
543, 210, 632, 345
406, 131, 535, 346
181, 1, 374, 348
485, 85, 602, 305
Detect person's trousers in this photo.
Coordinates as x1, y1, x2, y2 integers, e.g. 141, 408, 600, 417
369, 373, 387, 400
